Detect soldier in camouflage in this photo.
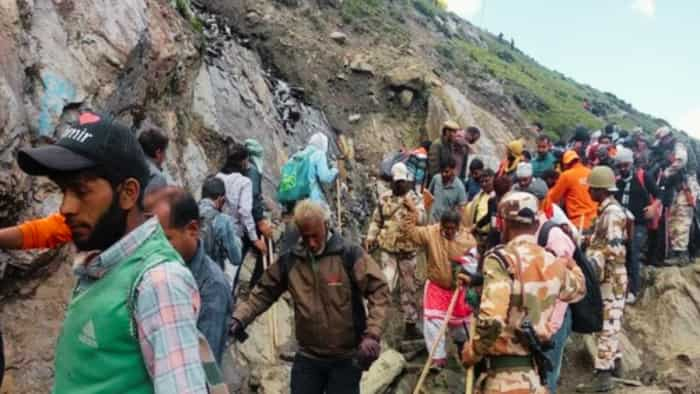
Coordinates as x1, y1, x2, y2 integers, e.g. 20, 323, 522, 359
365, 162, 426, 338
578, 166, 630, 392
655, 127, 698, 265
462, 192, 586, 394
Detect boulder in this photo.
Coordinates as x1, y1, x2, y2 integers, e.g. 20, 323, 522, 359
330, 31, 348, 44
426, 84, 514, 169
384, 64, 441, 93
399, 89, 414, 108
349, 54, 375, 75
360, 349, 406, 394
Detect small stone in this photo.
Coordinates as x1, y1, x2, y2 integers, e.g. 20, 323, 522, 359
349, 55, 375, 75
330, 31, 348, 44
349, 114, 361, 123
336, 73, 347, 81
399, 89, 414, 108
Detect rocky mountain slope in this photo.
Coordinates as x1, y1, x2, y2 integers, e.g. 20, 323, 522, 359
0, 0, 697, 393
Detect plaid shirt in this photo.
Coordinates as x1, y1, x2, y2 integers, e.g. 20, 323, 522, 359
73, 218, 208, 394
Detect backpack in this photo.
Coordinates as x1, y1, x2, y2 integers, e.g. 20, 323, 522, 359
538, 221, 604, 334
200, 209, 226, 268
279, 243, 367, 346
277, 150, 314, 204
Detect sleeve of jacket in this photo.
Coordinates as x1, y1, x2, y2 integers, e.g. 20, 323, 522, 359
645, 171, 661, 199
233, 259, 287, 326
218, 215, 242, 266
238, 179, 258, 242
352, 251, 389, 339
403, 212, 430, 246
196, 278, 232, 363
472, 256, 511, 360
554, 257, 586, 304
366, 206, 382, 242
313, 151, 338, 184
249, 166, 265, 222
19, 213, 73, 250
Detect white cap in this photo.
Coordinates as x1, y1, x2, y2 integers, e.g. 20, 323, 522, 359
615, 146, 634, 164
391, 162, 411, 182
516, 162, 533, 179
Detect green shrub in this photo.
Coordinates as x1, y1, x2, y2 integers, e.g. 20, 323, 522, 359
412, 0, 438, 18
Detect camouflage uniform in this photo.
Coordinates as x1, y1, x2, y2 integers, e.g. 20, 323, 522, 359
666, 142, 696, 253
586, 195, 628, 371
367, 190, 425, 324
464, 192, 586, 393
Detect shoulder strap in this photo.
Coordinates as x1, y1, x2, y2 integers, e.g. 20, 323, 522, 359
537, 221, 558, 248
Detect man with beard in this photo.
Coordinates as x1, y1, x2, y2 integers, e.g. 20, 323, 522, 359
15, 113, 213, 393
365, 163, 426, 339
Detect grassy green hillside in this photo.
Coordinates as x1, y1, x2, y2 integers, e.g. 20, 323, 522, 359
341, 0, 668, 140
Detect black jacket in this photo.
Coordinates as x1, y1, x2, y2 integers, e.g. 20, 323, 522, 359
616, 169, 660, 224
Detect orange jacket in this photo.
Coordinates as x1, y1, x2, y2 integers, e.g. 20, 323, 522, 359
545, 163, 598, 230
18, 213, 72, 249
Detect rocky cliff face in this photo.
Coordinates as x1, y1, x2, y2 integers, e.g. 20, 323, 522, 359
0, 1, 698, 393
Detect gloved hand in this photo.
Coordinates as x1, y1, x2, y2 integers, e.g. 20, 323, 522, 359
229, 318, 248, 343
357, 335, 381, 370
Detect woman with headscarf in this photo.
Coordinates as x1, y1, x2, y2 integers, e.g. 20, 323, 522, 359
301, 133, 339, 206
497, 139, 525, 180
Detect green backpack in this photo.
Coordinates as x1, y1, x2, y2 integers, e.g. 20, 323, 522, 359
277, 150, 314, 204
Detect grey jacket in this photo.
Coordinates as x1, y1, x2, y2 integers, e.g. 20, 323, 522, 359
188, 241, 232, 363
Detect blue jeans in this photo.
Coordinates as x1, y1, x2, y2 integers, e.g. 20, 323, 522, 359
627, 225, 648, 295
545, 309, 572, 394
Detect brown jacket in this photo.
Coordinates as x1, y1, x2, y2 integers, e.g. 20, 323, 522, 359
405, 219, 476, 289
233, 232, 389, 359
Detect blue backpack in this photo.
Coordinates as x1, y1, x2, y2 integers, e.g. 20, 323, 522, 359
277, 150, 314, 204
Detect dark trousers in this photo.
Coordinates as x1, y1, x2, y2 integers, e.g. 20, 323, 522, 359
627, 225, 648, 295
290, 354, 362, 394
241, 235, 264, 288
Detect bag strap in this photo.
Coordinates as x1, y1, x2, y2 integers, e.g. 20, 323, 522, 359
537, 221, 558, 248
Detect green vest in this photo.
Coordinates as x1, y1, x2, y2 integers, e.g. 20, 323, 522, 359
53, 226, 184, 394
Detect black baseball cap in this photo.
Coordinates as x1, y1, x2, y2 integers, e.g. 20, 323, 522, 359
18, 112, 150, 186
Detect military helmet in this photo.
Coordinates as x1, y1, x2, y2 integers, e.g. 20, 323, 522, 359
587, 166, 618, 191
498, 191, 539, 224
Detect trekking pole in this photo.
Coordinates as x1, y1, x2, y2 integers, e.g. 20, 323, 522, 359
268, 237, 279, 351
413, 286, 462, 394
577, 215, 585, 248
465, 315, 477, 394
262, 240, 277, 360
336, 177, 343, 230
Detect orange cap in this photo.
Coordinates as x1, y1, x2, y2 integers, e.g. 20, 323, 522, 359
562, 150, 580, 165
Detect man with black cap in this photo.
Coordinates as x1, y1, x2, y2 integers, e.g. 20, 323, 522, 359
16, 112, 215, 394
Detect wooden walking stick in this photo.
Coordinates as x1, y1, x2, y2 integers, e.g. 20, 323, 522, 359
268, 237, 279, 350
262, 239, 277, 359
336, 177, 342, 230
413, 286, 462, 394
465, 315, 478, 394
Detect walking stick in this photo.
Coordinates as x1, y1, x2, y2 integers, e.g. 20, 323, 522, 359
413, 286, 462, 394
268, 238, 279, 351
336, 177, 343, 230
465, 315, 477, 394
262, 239, 277, 360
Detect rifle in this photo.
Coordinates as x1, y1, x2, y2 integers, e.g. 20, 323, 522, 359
516, 319, 553, 386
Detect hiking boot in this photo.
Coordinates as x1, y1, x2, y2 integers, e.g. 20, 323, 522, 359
626, 293, 637, 305
576, 370, 614, 392
403, 322, 423, 340
612, 358, 624, 378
